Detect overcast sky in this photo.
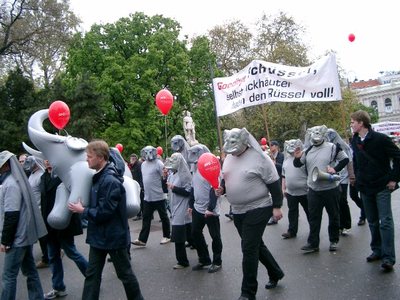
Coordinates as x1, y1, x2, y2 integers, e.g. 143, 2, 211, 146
69, 0, 398, 82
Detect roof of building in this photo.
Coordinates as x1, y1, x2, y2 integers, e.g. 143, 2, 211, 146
350, 79, 381, 89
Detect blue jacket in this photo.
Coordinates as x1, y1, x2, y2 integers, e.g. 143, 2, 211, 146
351, 129, 400, 195
83, 162, 130, 250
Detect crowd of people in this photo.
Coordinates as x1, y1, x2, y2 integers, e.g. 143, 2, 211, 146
1, 109, 399, 300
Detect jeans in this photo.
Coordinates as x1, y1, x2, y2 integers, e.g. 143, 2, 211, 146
1, 245, 44, 300
307, 187, 340, 247
192, 208, 223, 265
349, 184, 366, 220
286, 193, 309, 236
139, 200, 171, 243
83, 246, 143, 300
233, 206, 283, 299
361, 188, 396, 264
47, 235, 88, 291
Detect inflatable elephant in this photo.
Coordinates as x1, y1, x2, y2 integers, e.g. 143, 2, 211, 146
23, 109, 140, 229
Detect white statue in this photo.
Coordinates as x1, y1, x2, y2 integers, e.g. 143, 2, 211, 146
183, 111, 198, 146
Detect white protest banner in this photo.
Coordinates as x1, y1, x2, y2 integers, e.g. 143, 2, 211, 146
372, 121, 400, 134
212, 53, 342, 117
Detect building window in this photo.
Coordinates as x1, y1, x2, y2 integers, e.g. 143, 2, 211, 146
371, 100, 378, 110
385, 98, 392, 113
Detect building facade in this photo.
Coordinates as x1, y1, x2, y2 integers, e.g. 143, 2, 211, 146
351, 74, 400, 122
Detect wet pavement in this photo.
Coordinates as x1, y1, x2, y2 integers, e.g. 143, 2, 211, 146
3, 192, 400, 300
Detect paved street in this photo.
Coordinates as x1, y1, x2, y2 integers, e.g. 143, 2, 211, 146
3, 192, 400, 299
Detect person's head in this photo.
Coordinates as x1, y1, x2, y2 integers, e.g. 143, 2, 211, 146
140, 146, 157, 161
23, 155, 39, 173
86, 140, 109, 171
350, 110, 371, 133
18, 153, 28, 165
223, 128, 249, 156
130, 153, 138, 165
0, 151, 14, 174
269, 140, 280, 153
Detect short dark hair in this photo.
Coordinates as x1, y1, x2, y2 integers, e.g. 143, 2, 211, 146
350, 110, 371, 129
130, 153, 138, 159
270, 140, 279, 147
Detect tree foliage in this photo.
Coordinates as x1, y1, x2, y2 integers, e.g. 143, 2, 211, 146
0, 0, 80, 86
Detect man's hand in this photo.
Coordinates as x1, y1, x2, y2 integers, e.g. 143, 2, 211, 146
204, 210, 214, 218
215, 186, 224, 197
293, 147, 303, 158
187, 208, 193, 215
387, 181, 397, 191
272, 208, 283, 221
68, 199, 84, 214
0, 244, 11, 252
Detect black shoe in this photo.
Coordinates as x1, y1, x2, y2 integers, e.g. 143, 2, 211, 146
366, 253, 381, 262
381, 261, 394, 272
357, 219, 366, 226
265, 273, 284, 289
208, 264, 221, 273
192, 263, 211, 271
301, 244, 319, 253
281, 232, 296, 239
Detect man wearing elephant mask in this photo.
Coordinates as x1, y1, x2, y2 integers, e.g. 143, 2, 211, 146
0, 150, 47, 300
216, 128, 284, 300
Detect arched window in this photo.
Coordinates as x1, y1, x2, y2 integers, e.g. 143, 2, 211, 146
371, 100, 378, 110
385, 98, 392, 113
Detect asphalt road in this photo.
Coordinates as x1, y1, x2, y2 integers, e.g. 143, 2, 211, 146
2, 192, 400, 300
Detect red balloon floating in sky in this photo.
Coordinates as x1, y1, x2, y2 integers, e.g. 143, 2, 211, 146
260, 137, 267, 145
155, 89, 174, 115
115, 143, 123, 153
348, 33, 355, 42
156, 146, 163, 156
48, 100, 70, 130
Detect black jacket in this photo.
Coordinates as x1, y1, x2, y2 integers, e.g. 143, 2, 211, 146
351, 129, 400, 195
83, 162, 130, 250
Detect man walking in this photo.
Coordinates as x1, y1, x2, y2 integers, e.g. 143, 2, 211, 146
68, 140, 143, 299
0, 150, 47, 300
350, 110, 400, 272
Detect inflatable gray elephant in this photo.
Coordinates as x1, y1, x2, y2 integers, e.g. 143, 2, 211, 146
23, 109, 140, 229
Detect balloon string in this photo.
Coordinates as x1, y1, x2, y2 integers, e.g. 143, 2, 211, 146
164, 115, 168, 157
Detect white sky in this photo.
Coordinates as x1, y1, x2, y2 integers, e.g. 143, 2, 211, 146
69, 0, 398, 82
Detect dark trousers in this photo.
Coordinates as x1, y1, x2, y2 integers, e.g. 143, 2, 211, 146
83, 246, 143, 300
286, 193, 309, 236
39, 234, 49, 263
339, 184, 352, 229
349, 184, 366, 220
307, 187, 340, 247
138, 200, 170, 243
233, 206, 283, 299
192, 209, 223, 265
172, 224, 190, 266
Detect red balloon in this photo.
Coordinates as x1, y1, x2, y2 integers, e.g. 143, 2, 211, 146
197, 153, 221, 189
48, 100, 70, 130
260, 137, 267, 145
156, 146, 163, 156
348, 33, 355, 42
115, 143, 123, 153
155, 89, 174, 115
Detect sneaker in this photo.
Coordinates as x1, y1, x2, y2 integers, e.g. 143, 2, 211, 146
160, 237, 171, 244
173, 264, 189, 269
281, 232, 296, 239
301, 244, 319, 253
341, 228, 351, 236
44, 289, 67, 299
329, 242, 338, 252
36, 261, 49, 269
192, 263, 211, 271
208, 264, 221, 273
131, 239, 146, 247
381, 261, 394, 272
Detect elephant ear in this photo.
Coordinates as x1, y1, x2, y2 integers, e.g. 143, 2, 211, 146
65, 136, 88, 151
239, 128, 250, 145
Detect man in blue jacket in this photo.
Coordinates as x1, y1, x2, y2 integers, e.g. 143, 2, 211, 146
350, 110, 400, 272
69, 140, 143, 299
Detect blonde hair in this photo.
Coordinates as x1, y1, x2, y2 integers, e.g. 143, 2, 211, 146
87, 140, 110, 161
